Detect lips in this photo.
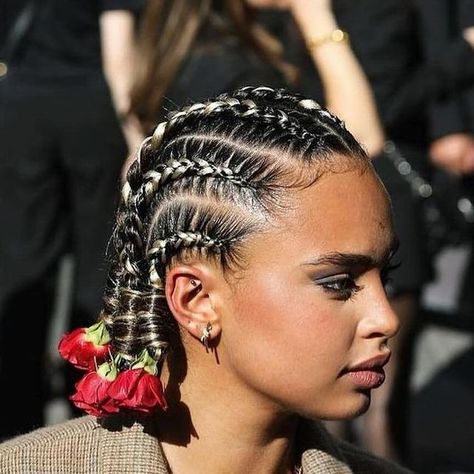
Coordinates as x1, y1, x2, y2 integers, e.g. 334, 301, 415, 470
342, 353, 391, 389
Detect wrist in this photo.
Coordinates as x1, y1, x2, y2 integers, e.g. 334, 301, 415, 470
306, 28, 349, 52
293, 8, 338, 41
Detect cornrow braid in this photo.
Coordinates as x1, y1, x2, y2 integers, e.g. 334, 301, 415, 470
125, 91, 336, 197
147, 230, 232, 285
227, 86, 366, 157
149, 231, 228, 264
100, 86, 371, 374
126, 157, 252, 209
125, 98, 252, 194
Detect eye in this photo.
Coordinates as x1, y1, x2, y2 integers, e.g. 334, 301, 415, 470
315, 274, 362, 301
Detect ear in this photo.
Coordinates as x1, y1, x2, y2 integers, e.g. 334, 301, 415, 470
165, 264, 222, 344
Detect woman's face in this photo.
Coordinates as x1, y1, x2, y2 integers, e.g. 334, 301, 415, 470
215, 165, 399, 420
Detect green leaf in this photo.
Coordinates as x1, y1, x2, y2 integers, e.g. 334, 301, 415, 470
97, 361, 117, 381
131, 349, 157, 374
84, 320, 111, 346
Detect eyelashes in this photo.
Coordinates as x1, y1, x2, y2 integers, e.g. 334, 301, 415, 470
316, 274, 362, 301
314, 260, 401, 301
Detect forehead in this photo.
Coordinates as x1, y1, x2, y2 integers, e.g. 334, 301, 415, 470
268, 167, 394, 259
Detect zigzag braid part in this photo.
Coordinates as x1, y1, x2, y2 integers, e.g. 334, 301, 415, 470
101, 86, 370, 375
147, 231, 231, 284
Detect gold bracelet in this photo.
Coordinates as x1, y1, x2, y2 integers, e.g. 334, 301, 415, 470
307, 29, 349, 50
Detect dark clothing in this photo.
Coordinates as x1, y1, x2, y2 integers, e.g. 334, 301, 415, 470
158, 35, 286, 124
333, 1, 435, 292
264, 4, 437, 293
0, 0, 141, 438
414, 0, 474, 139
336, 0, 474, 141
0, 80, 126, 438
415, 0, 474, 325
0, 81, 125, 312
7, 0, 143, 83
161, 8, 436, 294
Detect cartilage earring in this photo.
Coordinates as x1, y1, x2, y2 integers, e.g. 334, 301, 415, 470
200, 322, 212, 351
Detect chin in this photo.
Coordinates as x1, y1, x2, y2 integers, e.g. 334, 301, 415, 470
305, 391, 372, 421
340, 390, 372, 419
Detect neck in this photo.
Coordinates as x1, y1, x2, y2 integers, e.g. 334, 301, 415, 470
158, 346, 299, 474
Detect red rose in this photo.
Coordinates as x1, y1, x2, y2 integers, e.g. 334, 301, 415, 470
70, 365, 119, 417
108, 369, 167, 414
58, 322, 110, 371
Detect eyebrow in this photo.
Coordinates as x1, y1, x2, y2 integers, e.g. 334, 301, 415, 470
303, 237, 400, 270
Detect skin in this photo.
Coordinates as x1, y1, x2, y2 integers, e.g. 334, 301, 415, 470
245, 0, 385, 156
161, 165, 399, 474
430, 133, 474, 175
100, 10, 145, 155
246, 0, 291, 8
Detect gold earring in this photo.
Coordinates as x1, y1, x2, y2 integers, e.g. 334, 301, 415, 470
200, 322, 212, 351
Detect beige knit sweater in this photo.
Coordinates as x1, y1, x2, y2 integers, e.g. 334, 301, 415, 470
0, 416, 413, 473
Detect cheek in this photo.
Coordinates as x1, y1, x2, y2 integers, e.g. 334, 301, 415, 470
220, 270, 357, 404
230, 271, 353, 351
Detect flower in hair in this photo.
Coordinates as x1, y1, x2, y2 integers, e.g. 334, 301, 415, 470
108, 369, 167, 414
70, 361, 120, 417
58, 321, 111, 371
107, 349, 167, 413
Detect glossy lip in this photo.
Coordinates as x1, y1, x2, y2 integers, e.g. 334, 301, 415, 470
345, 352, 391, 372
341, 353, 391, 389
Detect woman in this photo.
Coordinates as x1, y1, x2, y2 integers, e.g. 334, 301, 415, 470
128, 0, 384, 156
0, 0, 143, 438
0, 86, 411, 473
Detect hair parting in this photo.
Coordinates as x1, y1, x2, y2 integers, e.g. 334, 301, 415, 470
100, 86, 370, 377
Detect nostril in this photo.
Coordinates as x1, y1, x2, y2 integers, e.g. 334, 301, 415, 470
367, 331, 386, 339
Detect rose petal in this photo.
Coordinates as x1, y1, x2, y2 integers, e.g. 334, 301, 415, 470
70, 371, 119, 417
58, 328, 110, 371
108, 369, 167, 414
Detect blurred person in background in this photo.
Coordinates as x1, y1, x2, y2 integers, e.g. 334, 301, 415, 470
127, 0, 385, 157
0, 85, 413, 474
0, 0, 143, 439
124, 2, 417, 463
415, 0, 474, 335
318, 0, 474, 465
409, 1, 474, 470
126, 0, 474, 465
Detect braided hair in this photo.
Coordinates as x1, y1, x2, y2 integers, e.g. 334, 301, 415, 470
101, 86, 370, 373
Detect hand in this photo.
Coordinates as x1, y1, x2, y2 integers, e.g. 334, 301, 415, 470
429, 133, 474, 175
461, 139, 474, 174
463, 26, 474, 49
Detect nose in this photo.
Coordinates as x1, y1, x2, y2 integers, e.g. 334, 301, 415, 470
359, 275, 400, 340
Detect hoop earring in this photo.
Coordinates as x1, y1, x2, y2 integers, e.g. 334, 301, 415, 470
200, 322, 212, 351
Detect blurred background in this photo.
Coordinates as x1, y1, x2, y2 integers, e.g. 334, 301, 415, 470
1, 1, 474, 473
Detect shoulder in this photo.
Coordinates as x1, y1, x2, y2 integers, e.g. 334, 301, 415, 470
0, 415, 168, 474
338, 439, 413, 474
298, 420, 413, 474
0, 416, 102, 473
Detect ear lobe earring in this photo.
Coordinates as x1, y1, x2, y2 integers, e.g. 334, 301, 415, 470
200, 322, 212, 351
